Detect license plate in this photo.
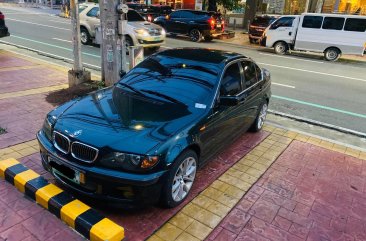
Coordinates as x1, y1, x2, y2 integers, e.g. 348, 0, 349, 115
49, 156, 83, 185
153, 36, 161, 41
217, 24, 221, 28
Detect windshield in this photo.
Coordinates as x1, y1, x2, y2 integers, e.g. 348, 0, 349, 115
127, 10, 145, 21
118, 54, 220, 109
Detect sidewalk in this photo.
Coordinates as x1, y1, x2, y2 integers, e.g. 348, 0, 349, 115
1, 47, 366, 241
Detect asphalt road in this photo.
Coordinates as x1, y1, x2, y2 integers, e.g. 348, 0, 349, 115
1, 6, 366, 134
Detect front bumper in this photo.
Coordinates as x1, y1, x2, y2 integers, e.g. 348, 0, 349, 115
0, 26, 9, 38
37, 130, 168, 207
136, 35, 165, 47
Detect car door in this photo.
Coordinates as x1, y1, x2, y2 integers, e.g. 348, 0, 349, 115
165, 11, 181, 33
199, 62, 246, 161
266, 16, 297, 46
240, 60, 263, 130
85, 6, 100, 37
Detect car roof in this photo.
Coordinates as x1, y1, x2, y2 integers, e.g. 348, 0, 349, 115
156, 48, 246, 65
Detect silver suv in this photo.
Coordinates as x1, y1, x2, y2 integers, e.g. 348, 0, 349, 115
79, 3, 166, 51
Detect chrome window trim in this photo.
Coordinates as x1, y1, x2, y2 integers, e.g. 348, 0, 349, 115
211, 58, 263, 108
53, 131, 71, 154
71, 141, 99, 163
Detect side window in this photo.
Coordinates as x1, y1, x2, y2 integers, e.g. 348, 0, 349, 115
86, 7, 99, 17
241, 61, 258, 89
302, 16, 323, 29
344, 18, 366, 32
322, 17, 344, 30
220, 63, 242, 96
180, 11, 195, 19
170, 11, 181, 18
270, 17, 295, 29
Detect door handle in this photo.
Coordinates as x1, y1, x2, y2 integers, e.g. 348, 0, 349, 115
289, 32, 292, 36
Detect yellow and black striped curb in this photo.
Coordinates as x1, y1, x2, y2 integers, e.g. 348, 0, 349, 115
0, 158, 124, 241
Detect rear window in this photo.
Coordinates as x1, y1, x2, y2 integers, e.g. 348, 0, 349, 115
127, 10, 145, 21
302, 16, 323, 29
344, 18, 366, 32
322, 17, 344, 30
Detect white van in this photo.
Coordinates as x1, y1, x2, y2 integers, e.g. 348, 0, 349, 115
261, 13, 366, 61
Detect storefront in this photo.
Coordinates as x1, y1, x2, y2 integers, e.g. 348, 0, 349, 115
150, 0, 196, 9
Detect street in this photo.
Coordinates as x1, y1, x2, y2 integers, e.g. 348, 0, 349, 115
1, 6, 366, 134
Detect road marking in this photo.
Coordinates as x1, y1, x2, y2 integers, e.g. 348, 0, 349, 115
6, 18, 70, 31
259, 53, 324, 64
46, 19, 71, 24
258, 62, 366, 82
11, 35, 100, 58
272, 83, 295, 88
272, 95, 366, 119
0, 40, 101, 70
52, 38, 72, 43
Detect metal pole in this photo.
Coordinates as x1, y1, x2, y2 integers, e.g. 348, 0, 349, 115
304, 0, 310, 12
120, 0, 127, 73
70, 0, 82, 71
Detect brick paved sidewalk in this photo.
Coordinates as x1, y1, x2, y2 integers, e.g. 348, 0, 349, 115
1, 49, 366, 241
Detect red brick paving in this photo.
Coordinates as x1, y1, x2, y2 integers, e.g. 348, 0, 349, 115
208, 140, 366, 241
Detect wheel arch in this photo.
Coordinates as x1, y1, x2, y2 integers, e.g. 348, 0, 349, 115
272, 40, 289, 48
323, 46, 342, 54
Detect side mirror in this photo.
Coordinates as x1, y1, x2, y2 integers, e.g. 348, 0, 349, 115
262, 68, 270, 81
96, 11, 100, 18
120, 70, 126, 78
219, 96, 238, 106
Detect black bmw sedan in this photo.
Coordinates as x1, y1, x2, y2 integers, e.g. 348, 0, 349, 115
37, 48, 271, 208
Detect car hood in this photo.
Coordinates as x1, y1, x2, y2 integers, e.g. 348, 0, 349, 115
53, 87, 197, 154
128, 21, 162, 30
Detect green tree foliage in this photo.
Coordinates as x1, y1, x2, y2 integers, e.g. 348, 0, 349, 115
207, 0, 241, 11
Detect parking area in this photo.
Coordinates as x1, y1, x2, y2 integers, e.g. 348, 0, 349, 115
1, 49, 366, 241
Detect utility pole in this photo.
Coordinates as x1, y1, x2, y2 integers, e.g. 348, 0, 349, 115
68, 0, 90, 87
100, 0, 127, 86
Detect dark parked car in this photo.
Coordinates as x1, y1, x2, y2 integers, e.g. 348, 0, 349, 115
154, 10, 224, 42
0, 10, 10, 38
145, 5, 172, 22
37, 48, 271, 208
249, 15, 278, 43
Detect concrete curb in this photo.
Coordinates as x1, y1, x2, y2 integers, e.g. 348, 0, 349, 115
0, 158, 125, 241
0, 40, 101, 71
268, 109, 366, 139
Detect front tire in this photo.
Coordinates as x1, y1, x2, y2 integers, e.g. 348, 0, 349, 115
274, 41, 288, 55
80, 28, 91, 45
324, 48, 340, 61
189, 29, 202, 42
125, 36, 133, 55
161, 150, 198, 208
250, 101, 268, 132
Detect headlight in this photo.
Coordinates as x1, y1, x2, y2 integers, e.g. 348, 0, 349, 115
134, 28, 149, 37
100, 152, 160, 171
42, 115, 56, 141
161, 28, 166, 36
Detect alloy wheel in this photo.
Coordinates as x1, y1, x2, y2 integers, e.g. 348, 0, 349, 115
257, 103, 268, 129
171, 156, 197, 202
190, 29, 200, 42
80, 31, 88, 44
326, 50, 337, 60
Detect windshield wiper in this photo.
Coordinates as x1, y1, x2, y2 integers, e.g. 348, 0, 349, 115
140, 89, 185, 105
117, 82, 146, 97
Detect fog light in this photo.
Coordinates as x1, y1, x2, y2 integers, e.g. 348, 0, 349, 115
141, 156, 159, 168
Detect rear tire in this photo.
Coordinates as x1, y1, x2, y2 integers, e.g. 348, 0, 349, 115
80, 28, 91, 45
161, 150, 198, 208
250, 101, 268, 132
324, 48, 340, 61
274, 41, 288, 55
189, 29, 202, 42
148, 46, 160, 52
249, 37, 256, 44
